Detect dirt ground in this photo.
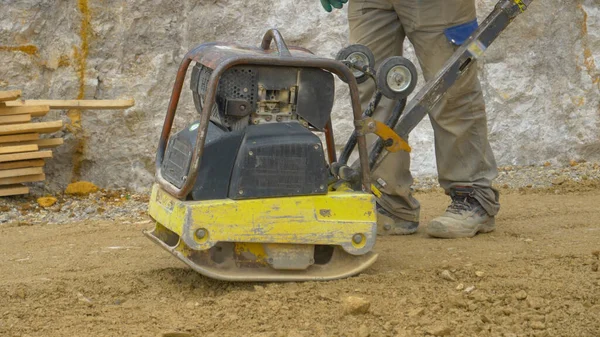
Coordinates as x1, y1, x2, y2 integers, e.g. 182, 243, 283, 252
1, 186, 599, 337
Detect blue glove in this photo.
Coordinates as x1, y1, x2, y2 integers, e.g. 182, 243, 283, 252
320, 0, 348, 12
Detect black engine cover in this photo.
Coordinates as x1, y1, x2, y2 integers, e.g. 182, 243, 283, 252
161, 122, 328, 201
229, 123, 328, 199
162, 121, 244, 200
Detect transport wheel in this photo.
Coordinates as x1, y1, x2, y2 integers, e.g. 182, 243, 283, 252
376, 56, 418, 100
336, 44, 376, 84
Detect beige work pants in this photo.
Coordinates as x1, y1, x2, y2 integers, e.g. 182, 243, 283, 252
348, 0, 500, 222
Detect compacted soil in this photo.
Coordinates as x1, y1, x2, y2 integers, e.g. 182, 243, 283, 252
1, 185, 599, 337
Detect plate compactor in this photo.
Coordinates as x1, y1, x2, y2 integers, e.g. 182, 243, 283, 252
145, 0, 534, 281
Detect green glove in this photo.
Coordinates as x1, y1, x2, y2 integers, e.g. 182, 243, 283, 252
320, 0, 348, 12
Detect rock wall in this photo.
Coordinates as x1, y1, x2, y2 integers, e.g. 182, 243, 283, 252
0, 0, 598, 192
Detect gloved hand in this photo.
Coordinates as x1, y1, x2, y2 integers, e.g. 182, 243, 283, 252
320, 0, 348, 12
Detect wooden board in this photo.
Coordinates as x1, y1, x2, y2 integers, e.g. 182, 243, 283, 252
0, 144, 39, 154
0, 173, 45, 185
0, 167, 43, 179
0, 138, 63, 149
0, 184, 29, 197
4, 99, 135, 109
0, 159, 45, 170
0, 90, 21, 102
0, 114, 31, 125
0, 120, 63, 136
0, 150, 52, 163
0, 133, 40, 144
0, 106, 50, 117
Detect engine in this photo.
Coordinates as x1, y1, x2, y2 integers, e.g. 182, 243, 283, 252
160, 63, 336, 201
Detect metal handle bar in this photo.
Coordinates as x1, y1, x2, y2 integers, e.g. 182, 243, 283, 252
260, 29, 292, 57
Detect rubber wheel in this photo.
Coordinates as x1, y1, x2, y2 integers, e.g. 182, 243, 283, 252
335, 44, 375, 84
376, 56, 418, 100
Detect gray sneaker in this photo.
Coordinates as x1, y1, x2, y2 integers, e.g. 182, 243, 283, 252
376, 204, 419, 236
427, 189, 495, 239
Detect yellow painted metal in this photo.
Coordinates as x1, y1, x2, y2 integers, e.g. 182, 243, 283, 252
373, 120, 411, 153
370, 184, 383, 198
147, 183, 377, 255
514, 0, 526, 12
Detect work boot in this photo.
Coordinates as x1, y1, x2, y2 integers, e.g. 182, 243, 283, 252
427, 187, 495, 239
376, 204, 419, 236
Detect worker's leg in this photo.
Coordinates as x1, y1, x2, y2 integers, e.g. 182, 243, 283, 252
348, 0, 421, 233
395, 0, 500, 237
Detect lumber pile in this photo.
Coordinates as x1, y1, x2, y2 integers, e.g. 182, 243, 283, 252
0, 90, 134, 197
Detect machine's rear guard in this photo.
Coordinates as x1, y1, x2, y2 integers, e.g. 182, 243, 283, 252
144, 222, 378, 282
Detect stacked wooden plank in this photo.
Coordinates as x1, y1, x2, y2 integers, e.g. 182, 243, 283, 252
0, 90, 135, 197
0, 90, 57, 196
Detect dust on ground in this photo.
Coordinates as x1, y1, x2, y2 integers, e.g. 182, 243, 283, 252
1, 165, 599, 337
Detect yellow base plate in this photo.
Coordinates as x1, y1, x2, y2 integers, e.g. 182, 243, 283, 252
145, 183, 379, 281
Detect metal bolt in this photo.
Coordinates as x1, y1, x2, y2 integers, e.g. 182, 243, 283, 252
352, 234, 363, 244
383, 224, 391, 231
319, 185, 325, 190
267, 258, 274, 264
195, 228, 207, 240
276, 116, 283, 122
243, 87, 249, 93
265, 115, 272, 121
392, 72, 405, 85
367, 121, 376, 129
314, 144, 319, 150
239, 190, 244, 195
253, 119, 259, 125
239, 104, 246, 111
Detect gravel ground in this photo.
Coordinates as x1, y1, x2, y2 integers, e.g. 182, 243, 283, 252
1, 162, 599, 226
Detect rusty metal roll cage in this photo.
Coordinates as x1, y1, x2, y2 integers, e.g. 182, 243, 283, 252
155, 29, 371, 199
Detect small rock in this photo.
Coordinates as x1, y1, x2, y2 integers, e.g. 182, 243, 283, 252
440, 270, 457, 282
569, 160, 578, 167
543, 162, 551, 167
551, 176, 567, 185
527, 296, 545, 309
456, 283, 465, 291
502, 307, 515, 315
427, 325, 452, 336
524, 238, 533, 243
480, 314, 492, 323
37, 197, 57, 208
407, 307, 425, 317
15, 288, 26, 299
591, 262, 598, 272
253, 285, 265, 292
475, 271, 485, 277
515, 290, 528, 300
464, 286, 476, 294
592, 250, 600, 259
76, 292, 92, 304
65, 181, 99, 196
530, 321, 546, 330
343, 296, 370, 315
357, 325, 370, 337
